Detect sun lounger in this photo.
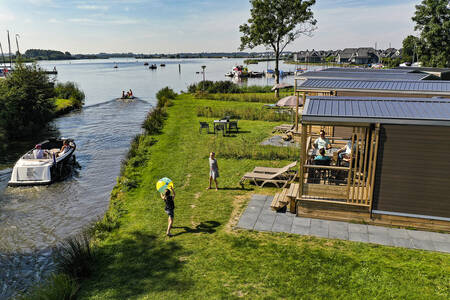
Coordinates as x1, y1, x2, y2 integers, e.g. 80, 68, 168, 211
252, 161, 297, 174
240, 162, 298, 188
273, 124, 294, 134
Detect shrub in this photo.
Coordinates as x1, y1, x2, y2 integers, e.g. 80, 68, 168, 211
54, 82, 85, 107
199, 93, 286, 103
156, 87, 177, 101
188, 81, 273, 94
53, 231, 95, 280
21, 273, 79, 300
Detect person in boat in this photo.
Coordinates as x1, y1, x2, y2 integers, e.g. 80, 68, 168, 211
58, 140, 71, 157
128, 89, 133, 98
33, 144, 48, 159
122, 91, 126, 99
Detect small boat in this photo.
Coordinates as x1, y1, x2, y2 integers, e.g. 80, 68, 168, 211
118, 96, 136, 101
149, 64, 157, 69
114, 65, 118, 69
144, 62, 149, 66
225, 72, 233, 77
160, 63, 166, 67
249, 71, 264, 78
8, 138, 76, 187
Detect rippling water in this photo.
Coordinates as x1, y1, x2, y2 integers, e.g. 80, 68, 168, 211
0, 58, 320, 298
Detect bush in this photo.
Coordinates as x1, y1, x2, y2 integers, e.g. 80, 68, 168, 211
156, 87, 177, 101
54, 82, 85, 108
53, 231, 95, 280
0, 62, 55, 137
21, 274, 79, 300
200, 93, 286, 103
197, 106, 292, 122
188, 81, 273, 94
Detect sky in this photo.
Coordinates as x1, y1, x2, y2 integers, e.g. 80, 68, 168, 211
0, 0, 421, 54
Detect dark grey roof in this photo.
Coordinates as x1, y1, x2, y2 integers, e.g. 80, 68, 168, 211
302, 96, 450, 126
395, 67, 450, 74
298, 70, 431, 81
323, 68, 412, 73
297, 78, 450, 95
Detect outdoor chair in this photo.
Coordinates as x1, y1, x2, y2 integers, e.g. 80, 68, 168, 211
199, 121, 209, 134
229, 121, 238, 133
252, 161, 297, 174
307, 159, 331, 184
240, 162, 298, 188
214, 123, 226, 136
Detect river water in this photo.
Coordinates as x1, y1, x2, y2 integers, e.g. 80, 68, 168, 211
0, 58, 321, 298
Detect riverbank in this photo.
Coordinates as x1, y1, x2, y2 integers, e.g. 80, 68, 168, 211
73, 92, 449, 299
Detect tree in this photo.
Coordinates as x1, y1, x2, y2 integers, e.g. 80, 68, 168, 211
402, 35, 420, 63
239, 0, 317, 92
412, 0, 450, 67
0, 61, 55, 137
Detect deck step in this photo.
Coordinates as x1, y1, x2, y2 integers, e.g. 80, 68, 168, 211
271, 188, 289, 211
287, 183, 299, 199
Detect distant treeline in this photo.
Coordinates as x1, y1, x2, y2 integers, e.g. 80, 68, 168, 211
24, 49, 100, 60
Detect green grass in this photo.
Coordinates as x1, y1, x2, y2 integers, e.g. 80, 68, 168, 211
78, 93, 450, 299
198, 92, 291, 103
53, 98, 79, 114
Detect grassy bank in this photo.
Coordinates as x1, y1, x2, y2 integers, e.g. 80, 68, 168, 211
53, 98, 81, 116
72, 92, 450, 299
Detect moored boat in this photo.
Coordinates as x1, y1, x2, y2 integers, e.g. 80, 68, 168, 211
149, 64, 157, 69
8, 138, 76, 187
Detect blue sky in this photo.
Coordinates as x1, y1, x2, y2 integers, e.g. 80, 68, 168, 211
0, 0, 421, 53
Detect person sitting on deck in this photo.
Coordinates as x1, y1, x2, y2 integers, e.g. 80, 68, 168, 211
33, 144, 47, 159
58, 140, 71, 157
337, 135, 356, 163
313, 130, 331, 150
314, 148, 331, 163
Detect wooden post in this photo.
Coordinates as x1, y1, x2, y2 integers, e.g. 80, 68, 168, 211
346, 128, 356, 202
368, 124, 381, 211
294, 79, 299, 132
298, 123, 307, 205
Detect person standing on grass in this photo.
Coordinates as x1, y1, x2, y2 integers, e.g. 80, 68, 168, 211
207, 152, 219, 191
161, 186, 175, 237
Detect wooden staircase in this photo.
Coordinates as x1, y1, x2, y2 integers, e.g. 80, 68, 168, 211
271, 183, 299, 212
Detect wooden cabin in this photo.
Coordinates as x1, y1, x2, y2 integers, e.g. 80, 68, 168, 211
295, 96, 450, 231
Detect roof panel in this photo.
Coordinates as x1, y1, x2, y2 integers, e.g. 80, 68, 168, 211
299, 70, 428, 81
298, 78, 450, 94
303, 96, 450, 126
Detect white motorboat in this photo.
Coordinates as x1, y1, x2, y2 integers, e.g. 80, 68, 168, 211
8, 138, 76, 187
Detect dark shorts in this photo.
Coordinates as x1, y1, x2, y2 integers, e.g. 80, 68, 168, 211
165, 208, 174, 218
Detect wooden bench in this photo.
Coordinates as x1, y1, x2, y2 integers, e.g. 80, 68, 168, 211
271, 188, 290, 211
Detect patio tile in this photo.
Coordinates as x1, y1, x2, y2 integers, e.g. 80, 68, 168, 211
272, 215, 294, 233
367, 225, 389, 235
251, 194, 268, 202
427, 232, 450, 243
411, 239, 435, 251
368, 233, 394, 246
387, 228, 410, 239
432, 241, 450, 253
291, 225, 310, 235
349, 232, 369, 243
348, 223, 368, 233
392, 238, 414, 249
310, 225, 329, 238
293, 217, 311, 227
254, 215, 276, 231
407, 230, 432, 241
329, 221, 349, 240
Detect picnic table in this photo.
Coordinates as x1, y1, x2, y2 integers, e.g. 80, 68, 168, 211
214, 119, 229, 134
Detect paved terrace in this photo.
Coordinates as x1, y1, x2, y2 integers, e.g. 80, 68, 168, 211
236, 195, 450, 253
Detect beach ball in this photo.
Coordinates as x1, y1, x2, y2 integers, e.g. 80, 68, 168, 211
156, 177, 174, 193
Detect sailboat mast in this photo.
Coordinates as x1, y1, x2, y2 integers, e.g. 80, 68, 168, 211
15, 34, 20, 56
0, 42, 6, 69
7, 30, 12, 68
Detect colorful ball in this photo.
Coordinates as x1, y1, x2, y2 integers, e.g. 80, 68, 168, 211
156, 177, 174, 193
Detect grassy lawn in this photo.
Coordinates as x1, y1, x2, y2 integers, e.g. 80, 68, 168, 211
53, 98, 80, 114
78, 94, 449, 299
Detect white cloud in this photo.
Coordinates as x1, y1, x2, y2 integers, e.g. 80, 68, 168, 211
49, 18, 61, 23
76, 5, 109, 11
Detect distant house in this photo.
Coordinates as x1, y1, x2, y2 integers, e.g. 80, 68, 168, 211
349, 47, 380, 64
336, 48, 357, 63
296, 50, 323, 63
